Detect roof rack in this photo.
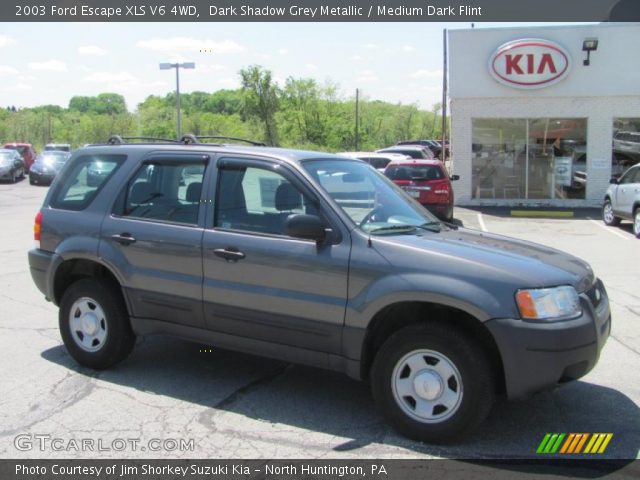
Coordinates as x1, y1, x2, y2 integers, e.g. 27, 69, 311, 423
106, 135, 180, 145
103, 134, 266, 147
179, 135, 266, 146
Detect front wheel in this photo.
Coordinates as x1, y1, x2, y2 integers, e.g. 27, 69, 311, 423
371, 324, 495, 443
603, 199, 621, 226
634, 208, 640, 238
59, 278, 135, 369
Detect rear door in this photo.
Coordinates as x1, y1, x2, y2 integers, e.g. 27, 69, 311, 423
201, 156, 350, 354
99, 153, 209, 328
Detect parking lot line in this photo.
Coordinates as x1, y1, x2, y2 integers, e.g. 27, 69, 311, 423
477, 213, 488, 232
587, 218, 629, 240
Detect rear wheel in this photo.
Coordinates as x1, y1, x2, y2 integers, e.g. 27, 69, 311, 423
603, 199, 621, 226
59, 278, 135, 369
634, 208, 640, 238
371, 323, 495, 443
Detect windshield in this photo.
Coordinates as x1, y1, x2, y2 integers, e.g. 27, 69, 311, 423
45, 145, 71, 152
37, 152, 69, 166
0, 153, 15, 164
5, 145, 27, 155
302, 159, 441, 234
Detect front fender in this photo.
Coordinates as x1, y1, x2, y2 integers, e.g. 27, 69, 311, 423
342, 272, 508, 361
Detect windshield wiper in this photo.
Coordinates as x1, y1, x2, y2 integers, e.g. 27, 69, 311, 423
416, 221, 443, 232
368, 224, 418, 235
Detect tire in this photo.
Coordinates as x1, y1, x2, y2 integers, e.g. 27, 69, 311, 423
59, 278, 135, 369
602, 199, 621, 226
634, 208, 640, 239
29, 177, 35, 185
371, 323, 495, 443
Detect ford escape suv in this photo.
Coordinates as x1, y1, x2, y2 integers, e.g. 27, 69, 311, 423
28, 136, 611, 442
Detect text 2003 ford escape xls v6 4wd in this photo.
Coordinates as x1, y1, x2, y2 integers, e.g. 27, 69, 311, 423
28, 136, 611, 442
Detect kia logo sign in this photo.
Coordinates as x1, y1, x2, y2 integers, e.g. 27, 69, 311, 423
489, 39, 571, 89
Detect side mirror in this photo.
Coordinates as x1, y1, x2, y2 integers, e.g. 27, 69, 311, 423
609, 177, 619, 185
286, 214, 327, 242
450, 175, 460, 181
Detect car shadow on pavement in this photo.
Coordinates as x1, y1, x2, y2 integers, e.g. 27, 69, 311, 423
42, 336, 639, 469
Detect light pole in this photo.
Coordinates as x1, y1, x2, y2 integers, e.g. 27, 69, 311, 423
159, 62, 195, 140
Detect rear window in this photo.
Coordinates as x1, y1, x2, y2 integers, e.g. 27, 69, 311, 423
49, 154, 125, 211
385, 165, 444, 181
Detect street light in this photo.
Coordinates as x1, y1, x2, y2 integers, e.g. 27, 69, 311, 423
159, 62, 195, 140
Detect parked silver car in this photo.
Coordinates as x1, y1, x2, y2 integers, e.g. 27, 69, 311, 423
603, 164, 640, 238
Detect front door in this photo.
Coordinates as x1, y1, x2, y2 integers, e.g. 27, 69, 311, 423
202, 157, 350, 354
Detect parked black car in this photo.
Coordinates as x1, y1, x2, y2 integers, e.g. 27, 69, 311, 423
29, 151, 71, 185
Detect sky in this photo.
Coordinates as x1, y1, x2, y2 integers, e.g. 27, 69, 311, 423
0, 22, 587, 112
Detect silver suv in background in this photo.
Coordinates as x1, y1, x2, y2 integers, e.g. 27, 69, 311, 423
603, 163, 640, 238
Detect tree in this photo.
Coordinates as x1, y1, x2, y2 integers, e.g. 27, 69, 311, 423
239, 65, 280, 146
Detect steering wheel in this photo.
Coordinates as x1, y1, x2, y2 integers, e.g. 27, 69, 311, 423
359, 205, 385, 227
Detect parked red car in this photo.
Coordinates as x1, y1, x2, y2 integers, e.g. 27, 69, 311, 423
384, 159, 459, 221
3, 143, 37, 172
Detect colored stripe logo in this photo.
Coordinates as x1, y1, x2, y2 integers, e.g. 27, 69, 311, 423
537, 433, 613, 454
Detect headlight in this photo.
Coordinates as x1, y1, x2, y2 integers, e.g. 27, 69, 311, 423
516, 286, 581, 321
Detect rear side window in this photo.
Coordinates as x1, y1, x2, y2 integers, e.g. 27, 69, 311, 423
50, 155, 125, 211
119, 161, 206, 225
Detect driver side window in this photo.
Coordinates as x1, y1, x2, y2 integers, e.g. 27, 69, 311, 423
215, 165, 314, 236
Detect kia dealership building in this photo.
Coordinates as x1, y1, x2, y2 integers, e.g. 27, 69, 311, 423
449, 23, 640, 207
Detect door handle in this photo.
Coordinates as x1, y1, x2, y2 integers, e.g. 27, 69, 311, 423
213, 248, 246, 262
111, 233, 137, 245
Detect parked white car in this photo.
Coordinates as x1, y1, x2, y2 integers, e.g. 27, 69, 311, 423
603, 164, 640, 238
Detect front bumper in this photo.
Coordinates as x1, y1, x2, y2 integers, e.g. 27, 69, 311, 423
30, 171, 56, 183
486, 279, 611, 399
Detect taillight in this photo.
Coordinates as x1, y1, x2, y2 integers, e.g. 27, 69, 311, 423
34, 211, 42, 248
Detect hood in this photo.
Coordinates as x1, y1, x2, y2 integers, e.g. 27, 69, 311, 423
371, 226, 594, 293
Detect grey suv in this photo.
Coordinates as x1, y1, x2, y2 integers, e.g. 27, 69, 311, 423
28, 137, 611, 442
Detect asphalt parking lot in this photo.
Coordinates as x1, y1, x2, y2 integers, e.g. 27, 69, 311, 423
0, 178, 638, 460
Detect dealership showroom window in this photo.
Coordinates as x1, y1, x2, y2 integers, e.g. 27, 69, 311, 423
449, 23, 640, 207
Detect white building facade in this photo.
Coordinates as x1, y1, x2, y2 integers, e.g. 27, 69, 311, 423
449, 23, 640, 207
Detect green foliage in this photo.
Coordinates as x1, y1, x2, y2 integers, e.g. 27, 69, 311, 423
240, 65, 280, 146
2, 70, 445, 152
69, 93, 127, 115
